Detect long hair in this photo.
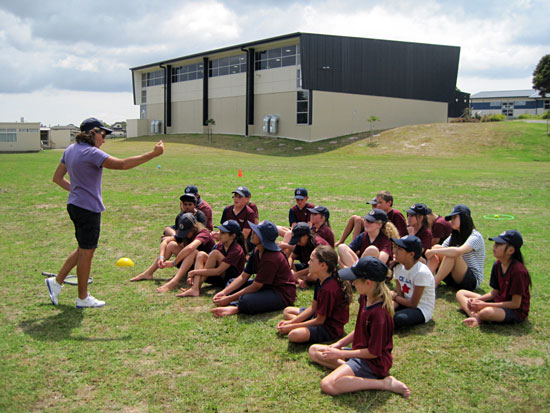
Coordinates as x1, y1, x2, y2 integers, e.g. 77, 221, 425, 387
381, 221, 400, 256
419, 214, 430, 229
372, 279, 394, 317
449, 213, 475, 247
75, 128, 98, 146
313, 245, 353, 305
233, 230, 246, 253
507, 246, 531, 289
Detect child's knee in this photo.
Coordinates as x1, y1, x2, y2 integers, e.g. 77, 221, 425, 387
320, 377, 338, 395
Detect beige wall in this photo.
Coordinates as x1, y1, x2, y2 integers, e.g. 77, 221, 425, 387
49, 129, 76, 149
0, 122, 41, 152
127, 119, 151, 138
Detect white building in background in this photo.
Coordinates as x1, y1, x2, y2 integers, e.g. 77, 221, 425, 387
471, 90, 550, 118
0, 122, 41, 152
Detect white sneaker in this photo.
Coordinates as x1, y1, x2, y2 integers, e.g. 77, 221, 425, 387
76, 294, 105, 308
45, 277, 62, 305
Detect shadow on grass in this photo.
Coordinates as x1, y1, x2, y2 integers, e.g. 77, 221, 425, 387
19, 305, 130, 342
126, 131, 379, 157
395, 320, 435, 338
478, 319, 533, 336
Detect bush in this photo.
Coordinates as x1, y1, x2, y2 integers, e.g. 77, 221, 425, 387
481, 114, 506, 122
542, 111, 550, 120
518, 114, 534, 119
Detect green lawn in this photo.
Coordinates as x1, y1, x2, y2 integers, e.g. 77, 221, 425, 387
1, 121, 549, 412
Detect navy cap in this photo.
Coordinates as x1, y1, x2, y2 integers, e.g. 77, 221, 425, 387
215, 219, 241, 234
233, 186, 251, 197
391, 235, 423, 259
179, 193, 196, 204
307, 205, 330, 219
80, 117, 113, 134
406, 203, 432, 216
294, 187, 308, 199
339, 256, 388, 282
289, 222, 311, 245
489, 230, 523, 250
249, 220, 280, 252
366, 197, 378, 205
184, 185, 198, 195
176, 213, 197, 239
364, 208, 388, 223
445, 204, 471, 221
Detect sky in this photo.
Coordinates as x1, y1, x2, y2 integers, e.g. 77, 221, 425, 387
1, 0, 548, 126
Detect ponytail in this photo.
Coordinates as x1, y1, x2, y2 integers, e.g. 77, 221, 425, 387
381, 221, 400, 256
372, 280, 394, 317
313, 245, 353, 305
75, 129, 97, 146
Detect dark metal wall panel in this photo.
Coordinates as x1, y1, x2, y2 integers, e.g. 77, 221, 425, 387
300, 33, 460, 103
166, 65, 172, 127
202, 57, 209, 125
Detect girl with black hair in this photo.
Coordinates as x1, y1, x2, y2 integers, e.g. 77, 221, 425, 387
288, 222, 330, 287
277, 245, 352, 343
425, 204, 485, 291
177, 220, 246, 298
456, 230, 531, 327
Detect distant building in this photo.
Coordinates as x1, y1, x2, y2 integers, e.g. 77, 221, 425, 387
128, 32, 461, 141
471, 90, 550, 118
49, 124, 79, 149
110, 122, 126, 138
0, 122, 41, 152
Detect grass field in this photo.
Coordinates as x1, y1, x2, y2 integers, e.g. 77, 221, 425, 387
1, 121, 549, 412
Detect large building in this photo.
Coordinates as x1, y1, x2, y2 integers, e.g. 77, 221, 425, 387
128, 33, 461, 141
0, 122, 41, 152
471, 90, 550, 118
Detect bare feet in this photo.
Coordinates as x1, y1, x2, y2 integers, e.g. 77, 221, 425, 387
463, 316, 481, 327
211, 306, 239, 317
156, 281, 178, 293
383, 376, 410, 399
176, 288, 199, 298
130, 272, 154, 282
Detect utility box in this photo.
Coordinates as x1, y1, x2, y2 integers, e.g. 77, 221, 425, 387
262, 115, 271, 133
269, 115, 280, 134
150, 120, 161, 134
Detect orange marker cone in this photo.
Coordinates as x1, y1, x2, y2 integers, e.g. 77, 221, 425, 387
238, 169, 243, 177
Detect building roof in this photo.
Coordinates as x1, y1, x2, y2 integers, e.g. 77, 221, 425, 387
471, 89, 549, 99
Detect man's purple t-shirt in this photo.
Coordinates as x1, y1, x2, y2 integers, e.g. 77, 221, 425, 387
61, 143, 109, 213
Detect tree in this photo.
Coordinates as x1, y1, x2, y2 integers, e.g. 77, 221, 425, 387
533, 54, 550, 98
367, 115, 380, 138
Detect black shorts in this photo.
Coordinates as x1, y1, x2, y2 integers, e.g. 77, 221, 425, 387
443, 266, 477, 291
307, 325, 336, 343
67, 204, 101, 249
502, 308, 522, 324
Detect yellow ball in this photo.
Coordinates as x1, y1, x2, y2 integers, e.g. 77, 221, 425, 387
116, 257, 134, 267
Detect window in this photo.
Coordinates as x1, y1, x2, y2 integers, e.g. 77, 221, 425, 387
141, 89, 147, 104
544, 100, 550, 110
208, 54, 246, 78
141, 70, 165, 87
297, 90, 309, 124
0, 128, 17, 142
489, 101, 501, 107
255, 45, 299, 71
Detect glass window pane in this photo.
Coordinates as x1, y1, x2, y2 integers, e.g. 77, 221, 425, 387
218, 66, 229, 76
255, 60, 268, 70
230, 65, 240, 74
297, 91, 308, 101
282, 45, 296, 57
209, 68, 218, 77
219, 57, 230, 67
188, 71, 197, 80
241, 63, 247, 72
210, 59, 219, 68
229, 56, 241, 66
255, 51, 267, 61
297, 113, 308, 124
197, 71, 203, 79
297, 101, 308, 112
268, 48, 282, 58
281, 56, 296, 67
268, 58, 281, 69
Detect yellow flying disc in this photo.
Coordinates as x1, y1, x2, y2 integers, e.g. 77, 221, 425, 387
116, 257, 134, 267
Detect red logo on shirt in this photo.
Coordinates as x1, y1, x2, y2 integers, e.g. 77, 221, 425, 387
402, 284, 411, 294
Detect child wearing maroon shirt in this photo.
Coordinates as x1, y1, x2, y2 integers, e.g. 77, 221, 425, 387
177, 220, 246, 298
278, 187, 315, 254
211, 221, 296, 317
405, 203, 433, 256
309, 257, 410, 398
287, 222, 330, 286
308, 205, 335, 247
456, 230, 531, 327
131, 213, 214, 293
374, 190, 408, 237
277, 246, 352, 343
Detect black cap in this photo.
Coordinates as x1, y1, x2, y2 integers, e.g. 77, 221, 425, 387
364, 208, 388, 223
233, 186, 251, 197
406, 203, 432, 216
80, 117, 113, 134
184, 185, 198, 195
179, 193, 197, 204
489, 230, 523, 250
289, 222, 311, 245
215, 220, 241, 234
249, 220, 280, 251
391, 235, 423, 259
339, 256, 389, 282
445, 204, 471, 221
366, 197, 378, 205
307, 205, 330, 219
176, 213, 197, 239
294, 187, 308, 199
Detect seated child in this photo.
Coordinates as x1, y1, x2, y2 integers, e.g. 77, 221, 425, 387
308, 205, 335, 247
288, 222, 330, 287
163, 193, 207, 239
456, 230, 531, 327
391, 235, 435, 328
183, 185, 213, 231
277, 245, 352, 343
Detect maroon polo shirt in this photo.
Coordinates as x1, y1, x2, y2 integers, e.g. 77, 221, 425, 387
431, 215, 452, 243
349, 232, 392, 259
415, 225, 433, 251
215, 240, 246, 274
312, 223, 335, 247
221, 205, 256, 231
352, 296, 394, 378
293, 235, 330, 265
314, 277, 349, 339
387, 208, 407, 237
196, 199, 213, 231
248, 202, 259, 222
246, 249, 296, 306
289, 202, 315, 226
195, 228, 215, 252
490, 260, 531, 321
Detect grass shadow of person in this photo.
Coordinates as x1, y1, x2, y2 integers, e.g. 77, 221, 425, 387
395, 319, 435, 338
478, 318, 533, 336
20, 304, 130, 342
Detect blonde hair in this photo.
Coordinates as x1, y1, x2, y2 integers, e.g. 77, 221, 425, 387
381, 221, 400, 256
372, 279, 394, 317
